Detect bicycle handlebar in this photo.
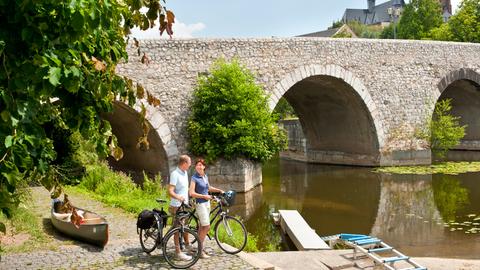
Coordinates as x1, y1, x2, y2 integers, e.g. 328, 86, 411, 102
156, 198, 167, 204
179, 200, 193, 210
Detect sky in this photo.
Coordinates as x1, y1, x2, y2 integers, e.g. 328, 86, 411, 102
131, 0, 462, 39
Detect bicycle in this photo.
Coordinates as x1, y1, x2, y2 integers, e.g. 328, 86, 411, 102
184, 190, 248, 254
137, 198, 201, 269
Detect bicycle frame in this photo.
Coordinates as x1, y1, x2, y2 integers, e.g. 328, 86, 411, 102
187, 196, 227, 227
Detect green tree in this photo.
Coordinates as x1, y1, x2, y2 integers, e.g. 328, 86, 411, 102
397, 0, 443, 39
329, 20, 343, 29
380, 24, 395, 39
448, 0, 480, 42
417, 99, 466, 158
273, 98, 296, 120
428, 23, 454, 41
0, 0, 171, 228
188, 59, 287, 163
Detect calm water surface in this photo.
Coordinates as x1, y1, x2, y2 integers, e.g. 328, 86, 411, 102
230, 157, 480, 259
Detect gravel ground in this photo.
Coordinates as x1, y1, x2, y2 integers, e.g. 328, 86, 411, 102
0, 187, 258, 270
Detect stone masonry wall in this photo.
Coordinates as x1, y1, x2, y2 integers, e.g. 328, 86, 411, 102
116, 38, 480, 168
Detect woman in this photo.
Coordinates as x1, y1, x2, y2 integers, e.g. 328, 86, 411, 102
189, 159, 224, 259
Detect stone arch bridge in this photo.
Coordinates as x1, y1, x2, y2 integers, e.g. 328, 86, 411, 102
113, 38, 480, 186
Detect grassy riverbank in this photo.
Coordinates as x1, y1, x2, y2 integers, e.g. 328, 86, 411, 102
374, 161, 480, 175
68, 162, 168, 214
0, 198, 56, 253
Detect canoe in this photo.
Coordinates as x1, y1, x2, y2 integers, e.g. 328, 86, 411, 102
51, 204, 109, 247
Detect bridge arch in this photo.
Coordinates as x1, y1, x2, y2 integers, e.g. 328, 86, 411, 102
103, 100, 179, 182
270, 64, 385, 166
436, 68, 480, 153
437, 68, 480, 93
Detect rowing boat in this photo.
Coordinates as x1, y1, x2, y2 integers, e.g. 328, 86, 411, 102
51, 202, 109, 247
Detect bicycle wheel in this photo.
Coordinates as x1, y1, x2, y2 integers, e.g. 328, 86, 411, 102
140, 216, 161, 254
185, 214, 200, 244
186, 214, 199, 231
214, 215, 247, 254
162, 227, 201, 269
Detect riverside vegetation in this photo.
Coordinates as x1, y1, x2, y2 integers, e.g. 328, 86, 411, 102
376, 99, 471, 175
0, 132, 264, 253
0, 0, 176, 238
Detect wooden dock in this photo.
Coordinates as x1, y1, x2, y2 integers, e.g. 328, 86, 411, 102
278, 210, 331, 250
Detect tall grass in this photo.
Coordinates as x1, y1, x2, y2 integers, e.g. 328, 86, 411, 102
70, 162, 167, 214
0, 201, 55, 253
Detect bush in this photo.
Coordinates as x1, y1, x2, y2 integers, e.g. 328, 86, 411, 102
188, 59, 286, 162
416, 99, 466, 158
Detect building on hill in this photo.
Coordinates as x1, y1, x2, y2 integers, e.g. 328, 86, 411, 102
342, 0, 452, 26
342, 0, 406, 26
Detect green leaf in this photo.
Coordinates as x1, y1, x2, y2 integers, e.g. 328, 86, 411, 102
1, 110, 9, 122
4, 135, 13, 148
46, 67, 62, 86
21, 28, 32, 41
70, 66, 80, 77
72, 11, 85, 31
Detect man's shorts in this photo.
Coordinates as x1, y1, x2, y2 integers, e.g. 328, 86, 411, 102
169, 206, 180, 227
196, 201, 211, 226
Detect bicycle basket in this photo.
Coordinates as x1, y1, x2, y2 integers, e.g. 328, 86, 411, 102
220, 190, 236, 207
137, 209, 155, 229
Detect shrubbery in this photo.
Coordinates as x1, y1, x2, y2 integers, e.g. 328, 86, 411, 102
188, 59, 286, 162
416, 99, 466, 158
72, 162, 166, 214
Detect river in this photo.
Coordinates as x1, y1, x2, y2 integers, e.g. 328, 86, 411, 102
230, 157, 480, 259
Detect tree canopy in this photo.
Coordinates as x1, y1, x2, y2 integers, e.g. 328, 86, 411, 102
447, 0, 480, 42
0, 0, 172, 227
397, 0, 443, 39
188, 59, 287, 163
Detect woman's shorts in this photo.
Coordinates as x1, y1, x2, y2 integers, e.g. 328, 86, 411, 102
196, 201, 211, 226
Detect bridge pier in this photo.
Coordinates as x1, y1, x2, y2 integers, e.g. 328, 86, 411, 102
281, 149, 431, 167
454, 140, 480, 151
280, 119, 432, 166
206, 158, 263, 192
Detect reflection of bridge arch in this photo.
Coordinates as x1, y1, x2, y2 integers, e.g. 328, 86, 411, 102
436, 68, 480, 153
103, 100, 179, 182
370, 175, 444, 249
270, 64, 385, 166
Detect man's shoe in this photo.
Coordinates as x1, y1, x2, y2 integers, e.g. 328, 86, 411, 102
185, 244, 197, 253
200, 251, 211, 259
175, 252, 192, 261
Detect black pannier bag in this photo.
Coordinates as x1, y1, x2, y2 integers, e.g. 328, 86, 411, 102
137, 209, 155, 229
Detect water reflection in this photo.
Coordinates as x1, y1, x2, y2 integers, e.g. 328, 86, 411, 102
370, 174, 445, 255
433, 175, 469, 222
232, 157, 480, 258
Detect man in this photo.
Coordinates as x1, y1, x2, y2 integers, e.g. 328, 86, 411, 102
168, 154, 192, 260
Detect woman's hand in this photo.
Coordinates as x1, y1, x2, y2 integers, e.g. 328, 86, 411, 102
204, 194, 212, 200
